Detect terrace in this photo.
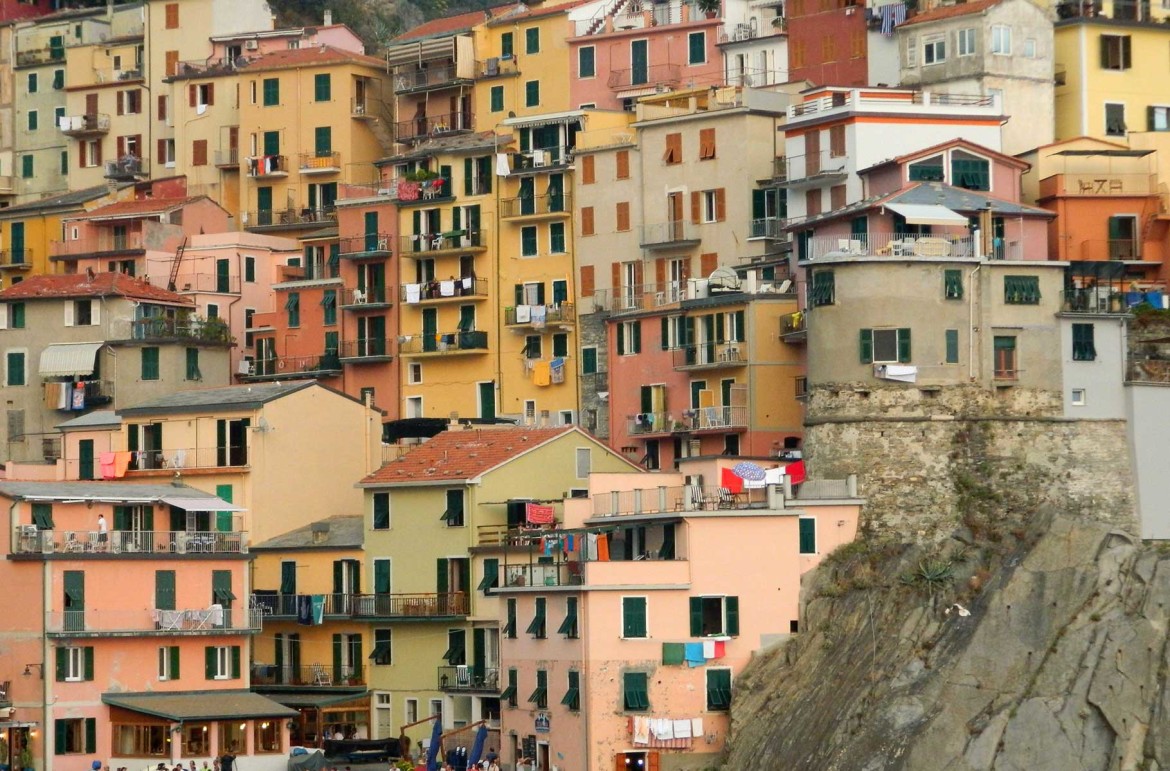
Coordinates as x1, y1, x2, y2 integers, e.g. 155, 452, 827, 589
45, 607, 262, 636
12, 528, 247, 556
251, 591, 468, 619
398, 330, 489, 357
627, 406, 748, 436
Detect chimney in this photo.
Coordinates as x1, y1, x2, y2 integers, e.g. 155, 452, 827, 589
310, 521, 330, 544
323, 8, 332, 25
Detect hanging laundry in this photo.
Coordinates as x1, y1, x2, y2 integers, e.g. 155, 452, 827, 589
526, 502, 555, 524
596, 534, 610, 562
653, 719, 674, 740
99, 452, 117, 480
633, 716, 650, 745
684, 642, 705, 667
702, 640, 716, 659
673, 720, 692, 739
439, 280, 456, 297
720, 467, 744, 494
585, 533, 599, 561
691, 718, 704, 739
515, 305, 532, 323
530, 304, 547, 328
549, 358, 565, 384
495, 152, 511, 176
879, 2, 906, 36
71, 383, 86, 410
712, 640, 726, 659
661, 642, 685, 665
113, 452, 132, 478
310, 594, 326, 624
533, 360, 551, 386
565, 534, 575, 552
297, 595, 313, 625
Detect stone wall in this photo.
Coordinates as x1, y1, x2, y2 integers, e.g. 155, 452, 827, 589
578, 310, 610, 440
804, 383, 1137, 540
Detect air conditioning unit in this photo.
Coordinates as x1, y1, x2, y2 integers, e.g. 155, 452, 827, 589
245, 40, 259, 50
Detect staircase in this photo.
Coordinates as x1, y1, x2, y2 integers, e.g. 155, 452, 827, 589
586, 0, 633, 35
167, 237, 187, 292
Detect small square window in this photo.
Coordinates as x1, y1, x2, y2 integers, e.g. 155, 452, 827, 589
1071, 388, 1087, 406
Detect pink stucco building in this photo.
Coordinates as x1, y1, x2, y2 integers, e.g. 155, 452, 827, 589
493, 458, 862, 771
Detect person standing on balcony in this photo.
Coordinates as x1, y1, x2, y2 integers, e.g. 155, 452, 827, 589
97, 514, 108, 551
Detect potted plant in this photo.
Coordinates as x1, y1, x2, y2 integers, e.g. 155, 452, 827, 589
18, 746, 33, 771
697, 0, 720, 18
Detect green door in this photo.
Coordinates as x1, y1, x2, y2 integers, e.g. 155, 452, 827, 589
314, 126, 331, 156
367, 316, 386, 356
216, 258, 230, 293
78, 439, 94, 480
548, 174, 564, 212
703, 315, 716, 363
472, 627, 486, 685
263, 131, 280, 157
631, 40, 648, 85
64, 570, 85, 631
10, 222, 25, 265
364, 211, 379, 252
422, 308, 438, 352
478, 381, 495, 420
257, 187, 273, 224
215, 484, 233, 532
519, 178, 535, 215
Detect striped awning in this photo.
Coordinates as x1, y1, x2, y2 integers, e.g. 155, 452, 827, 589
39, 342, 103, 377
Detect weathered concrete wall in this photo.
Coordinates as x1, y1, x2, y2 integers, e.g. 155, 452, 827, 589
578, 310, 610, 440
804, 384, 1137, 540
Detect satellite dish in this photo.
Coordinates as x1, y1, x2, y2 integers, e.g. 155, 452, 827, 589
707, 266, 741, 292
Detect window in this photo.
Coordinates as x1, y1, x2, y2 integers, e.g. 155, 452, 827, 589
706, 668, 732, 711
576, 447, 591, 478
478, 558, 499, 593
501, 31, 514, 58
1106, 103, 1127, 136
951, 155, 990, 191
1072, 323, 1096, 361
558, 596, 578, 637
617, 320, 641, 355
521, 225, 538, 256
140, 347, 159, 381
529, 669, 548, 708
990, 24, 1011, 55
205, 645, 241, 680
11, 303, 25, 329
525, 80, 539, 107
616, 149, 630, 178
314, 73, 331, 101
663, 133, 682, 164
527, 597, 547, 638
1004, 275, 1041, 304
689, 595, 739, 637
701, 190, 720, 223
442, 489, 465, 527
957, 27, 976, 57
504, 598, 517, 638
859, 328, 911, 364
579, 46, 595, 77
164, 2, 179, 28
623, 672, 649, 711
192, 139, 208, 166
490, 85, 504, 112
321, 289, 337, 325
1071, 388, 1087, 406
27, 111, 37, 131
794, 518, 816, 556
621, 596, 647, 638
194, 83, 214, 107
525, 27, 540, 54
372, 492, 390, 530
946, 329, 960, 364
262, 77, 279, 106
552, 333, 568, 358
1023, 38, 1036, 58
21, 155, 32, 178
502, 669, 518, 707
54, 718, 96, 755
244, 256, 256, 282
688, 31, 706, 64
1100, 34, 1131, 70
185, 348, 201, 381
994, 336, 1017, 379
286, 292, 300, 327
27, 73, 37, 93
581, 206, 594, 235
923, 35, 946, 65
158, 646, 180, 680
810, 270, 835, 307
370, 629, 392, 665
944, 269, 963, 299
829, 124, 846, 158
1149, 106, 1170, 131
6, 351, 24, 386
58, 645, 92, 682
563, 670, 581, 710
549, 222, 566, 254
119, 89, 142, 114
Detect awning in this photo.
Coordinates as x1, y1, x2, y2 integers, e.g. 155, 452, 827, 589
885, 203, 969, 226
261, 691, 368, 709
38, 342, 103, 378
615, 87, 660, 100
103, 690, 297, 721
161, 496, 245, 512
502, 110, 584, 129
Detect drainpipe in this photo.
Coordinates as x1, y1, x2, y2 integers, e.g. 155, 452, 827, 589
968, 262, 982, 383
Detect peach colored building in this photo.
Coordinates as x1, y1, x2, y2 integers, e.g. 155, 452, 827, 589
493, 459, 862, 771
0, 480, 296, 771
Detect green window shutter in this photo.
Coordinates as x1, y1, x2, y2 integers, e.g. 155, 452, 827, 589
525, 27, 539, 53
897, 328, 912, 363
562, 669, 580, 709
582, 347, 597, 374
550, 222, 565, 253
314, 73, 331, 101
185, 347, 199, 380
526, 597, 546, 637
490, 86, 504, 112
85, 717, 96, 753
274, 634, 284, 676
799, 518, 816, 554
55, 646, 67, 681
725, 596, 740, 636
7, 351, 23, 386
141, 347, 159, 380
521, 226, 537, 255
859, 329, 873, 364
504, 668, 518, 707
437, 558, 449, 594
707, 669, 732, 710
944, 269, 963, 299
332, 634, 343, 683
280, 562, 297, 594
314, 126, 332, 155
557, 596, 577, 636
478, 558, 499, 592
230, 645, 240, 679
580, 46, 595, 77
501, 32, 513, 57
213, 570, 235, 606
55, 720, 67, 755
735, 310, 746, 342
263, 77, 279, 106
945, 329, 959, 364
21, 155, 32, 179
373, 492, 390, 529
1073, 322, 1097, 361
263, 130, 280, 157
169, 646, 180, 679
374, 560, 391, 594
688, 31, 705, 63
205, 646, 215, 679
464, 158, 473, 196
623, 672, 649, 711
632, 320, 642, 353
525, 80, 539, 107
689, 596, 703, 637
505, 598, 517, 638
552, 333, 568, 358
616, 322, 626, 355
156, 570, 176, 610
622, 597, 646, 637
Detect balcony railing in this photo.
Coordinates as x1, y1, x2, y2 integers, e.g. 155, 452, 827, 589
500, 192, 572, 218
52, 233, 144, 257
339, 338, 393, 360
123, 445, 248, 471
509, 147, 571, 172
780, 311, 806, 337
479, 57, 520, 78
16, 46, 65, 66
393, 62, 474, 93
386, 176, 453, 204
174, 57, 243, 78
245, 208, 337, 228
628, 406, 748, 435
748, 217, 785, 239
393, 111, 474, 142
399, 330, 489, 355
105, 156, 149, 180
251, 663, 365, 687
400, 277, 488, 303
214, 148, 240, 168
501, 561, 584, 588
246, 155, 289, 177
781, 151, 847, 185
672, 342, 747, 368
174, 273, 242, 294
1076, 238, 1145, 262
12, 528, 247, 556
299, 151, 341, 173
438, 666, 500, 692
640, 220, 699, 248
802, 233, 985, 262
129, 316, 233, 344
338, 233, 393, 258
0, 248, 33, 268
607, 63, 681, 90
252, 591, 466, 618
592, 484, 775, 517
46, 607, 262, 635
247, 353, 341, 378
59, 113, 110, 136
505, 303, 575, 326
340, 286, 391, 306
400, 229, 486, 254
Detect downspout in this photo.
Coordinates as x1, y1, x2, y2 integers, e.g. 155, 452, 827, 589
968, 262, 982, 383
494, 132, 504, 419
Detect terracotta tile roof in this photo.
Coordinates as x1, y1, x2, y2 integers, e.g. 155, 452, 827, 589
71, 196, 205, 220
360, 426, 577, 485
900, 0, 1001, 27
0, 272, 194, 305
487, 0, 593, 25
243, 44, 385, 71
393, 5, 515, 42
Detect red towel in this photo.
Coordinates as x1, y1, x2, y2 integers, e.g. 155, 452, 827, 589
720, 467, 743, 494
597, 535, 610, 562
713, 640, 726, 659
786, 460, 806, 485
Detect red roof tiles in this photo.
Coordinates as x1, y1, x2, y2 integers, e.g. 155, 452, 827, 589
243, 45, 385, 71
360, 426, 577, 485
73, 196, 206, 220
393, 5, 515, 42
900, 0, 1001, 27
0, 272, 194, 305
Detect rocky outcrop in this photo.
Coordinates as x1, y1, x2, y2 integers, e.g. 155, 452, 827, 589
723, 515, 1170, 770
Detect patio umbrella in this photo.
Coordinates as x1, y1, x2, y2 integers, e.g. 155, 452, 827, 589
425, 718, 442, 771
732, 461, 767, 482
467, 724, 489, 767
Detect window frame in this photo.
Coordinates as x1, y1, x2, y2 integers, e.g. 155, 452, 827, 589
579, 46, 596, 78
622, 671, 650, 712
706, 667, 733, 711
990, 24, 1012, 55
621, 595, 648, 639
1072, 322, 1097, 362
923, 34, 947, 65
956, 27, 976, 57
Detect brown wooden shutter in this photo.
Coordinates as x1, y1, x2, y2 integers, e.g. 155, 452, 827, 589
611, 263, 620, 294
581, 155, 595, 184
116, 136, 125, 158
165, 3, 179, 28
701, 252, 718, 275
207, 83, 214, 106
616, 201, 630, 231
633, 261, 643, 289
189, 85, 196, 108
714, 188, 726, 222
691, 191, 700, 223
85, 93, 98, 115
116, 91, 124, 116
165, 50, 178, 78
157, 139, 166, 162
157, 95, 166, 121
581, 206, 594, 236
79, 141, 86, 168
94, 141, 102, 164
616, 150, 629, 179
193, 139, 207, 166
699, 128, 715, 159
580, 265, 595, 297
655, 258, 665, 285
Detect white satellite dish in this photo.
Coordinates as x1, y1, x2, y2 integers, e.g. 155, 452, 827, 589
708, 266, 741, 291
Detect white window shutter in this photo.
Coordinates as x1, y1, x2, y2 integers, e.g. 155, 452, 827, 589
91, 301, 100, 326
63, 302, 73, 327
0, 304, 8, 330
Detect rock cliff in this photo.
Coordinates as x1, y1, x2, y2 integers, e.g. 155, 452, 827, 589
723, 514, 1170, 770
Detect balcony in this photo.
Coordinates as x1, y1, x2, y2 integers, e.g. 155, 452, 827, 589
592, 484, 780, 518
245, 208, 337, 229
386, 175, 454, 205
45, 607, 262, 636
60, 114, 110, 137
339, 338, 394, 363
252, 664, 365, 688
393, 111, 474, 143
748, 217, 785, 240
779, 151, 847, 188
393, 62, 474, 94
351, 98, 384, 118
500, 192, 572, 219
45, 379, 114, 409
0, 248, 33, 269
438, 666, 500, 693
252, 591, 467, 619
12, 528, 247, 556
505, 303, 575, 328
215, 147, 240, 169
672, 342, 747, 369
802, 233, 987, 262
340, 286, 392, 309
299, 151, 342, 175
628, 406, 748, 436
508, 147, 572, 174
1074, 238, 1152, 263
246, 155, 289, 178
51, 233, 144, 259
173, 57, 242, 78
607, 63, 681, 91
780, 311, 806, 341
105, 156, 149, 181
400, 277, 488, 304
128, 316, 233, 345
399, 330, 489, 357
16, 46, 65, 66
400, 229, 487, 256
1040, 173, 1156, 198
244, 354, 341, 380
640, 220, 700, 249
501, 561, 583, 588
174, 273, 242, 294
338, 233, 392, 259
